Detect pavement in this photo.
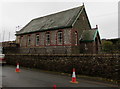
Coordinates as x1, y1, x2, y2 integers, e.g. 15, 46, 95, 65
0, 64, 2, 88
1, 65, 119, 88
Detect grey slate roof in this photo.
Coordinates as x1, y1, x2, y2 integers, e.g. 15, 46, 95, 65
80, 30, 98, 42
16, 6, 84, 35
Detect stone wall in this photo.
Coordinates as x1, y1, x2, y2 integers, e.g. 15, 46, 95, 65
5, 54, 120, 82
3, 46, 72, 54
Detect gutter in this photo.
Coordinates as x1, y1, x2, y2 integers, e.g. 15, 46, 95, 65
15, 25, 72, 36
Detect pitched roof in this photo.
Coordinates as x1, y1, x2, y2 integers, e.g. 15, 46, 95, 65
80, 30, 98, 42
16, 5, 84, 35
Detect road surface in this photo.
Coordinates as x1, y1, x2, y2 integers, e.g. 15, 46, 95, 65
2, 65, 119, 88
0, 64, 2, 88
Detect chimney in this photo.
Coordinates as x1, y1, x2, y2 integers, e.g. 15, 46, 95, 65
83, 2, 84, 6
96, 25, 98, 29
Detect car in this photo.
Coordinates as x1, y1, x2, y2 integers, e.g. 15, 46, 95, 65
0, 47, 6, 66
0, 54, 6, 65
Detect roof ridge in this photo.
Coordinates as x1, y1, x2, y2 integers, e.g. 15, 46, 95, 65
33, 6, 83, 21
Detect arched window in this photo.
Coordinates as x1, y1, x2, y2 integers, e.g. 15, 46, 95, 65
57, 31, 63, 45
46, 32, 50, 45
36, 34, 40, 46
20, 36, 23, 47
75, 31, 78, 45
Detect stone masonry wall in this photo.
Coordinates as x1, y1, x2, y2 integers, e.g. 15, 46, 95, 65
3, 46, 72, 54
5, 54, 120, 82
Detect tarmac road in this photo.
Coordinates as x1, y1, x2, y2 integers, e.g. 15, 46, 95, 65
0, 65, 2, 88
2, 65, 119, 88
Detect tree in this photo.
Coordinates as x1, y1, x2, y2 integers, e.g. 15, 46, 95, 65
102, 41, 113, 53
114, 40, 120, 53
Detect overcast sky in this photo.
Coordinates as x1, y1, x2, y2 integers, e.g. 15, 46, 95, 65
0, 0, 119, 42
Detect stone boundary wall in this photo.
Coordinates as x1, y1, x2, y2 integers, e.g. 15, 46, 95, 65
5, 54, 120, 82
3, 47, 71, 54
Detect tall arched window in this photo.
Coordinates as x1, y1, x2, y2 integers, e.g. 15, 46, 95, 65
20, 36, 23, 47
57, 31, 63, 45
75, 31, 78, 45
36, 34, 40, 46
46, 32, 50, 45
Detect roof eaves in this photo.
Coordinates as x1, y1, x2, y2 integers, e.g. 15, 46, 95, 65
15, 25, 72, 36
93, 30, 98, 41
80, 40, 94, 42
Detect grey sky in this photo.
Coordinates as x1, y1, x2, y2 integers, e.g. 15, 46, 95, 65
0, 1, 118, 42
118, 1, 120, 38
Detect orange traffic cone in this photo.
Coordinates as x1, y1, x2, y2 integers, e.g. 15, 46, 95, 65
15, 63, 20, 72
70, 68, 78, 83
53, 85, 56, 89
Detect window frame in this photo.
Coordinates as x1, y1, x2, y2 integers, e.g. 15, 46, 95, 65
27, 35, 31, 46
46, 32, 50, 45
75, 31, 78, 45
20, 36, 23, 47
57, 31, 63, 45
36, 34, 40, 46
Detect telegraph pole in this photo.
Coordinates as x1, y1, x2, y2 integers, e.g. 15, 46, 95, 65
2, 30, 5, 42
8, 32, 10, 41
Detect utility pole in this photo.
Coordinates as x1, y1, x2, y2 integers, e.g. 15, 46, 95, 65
2, 30, 5, 42
8, 32, 10, 41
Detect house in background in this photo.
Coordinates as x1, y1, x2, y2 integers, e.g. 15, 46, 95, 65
15, 5, 101, 54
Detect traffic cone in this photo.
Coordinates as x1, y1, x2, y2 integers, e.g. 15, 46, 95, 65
15, 63, 20, 72
53, 85, 56, 89
70, 68, 78, 83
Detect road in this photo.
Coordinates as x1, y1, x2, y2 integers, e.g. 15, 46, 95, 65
2, 65, 119, 88
0, 65, 2, 88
